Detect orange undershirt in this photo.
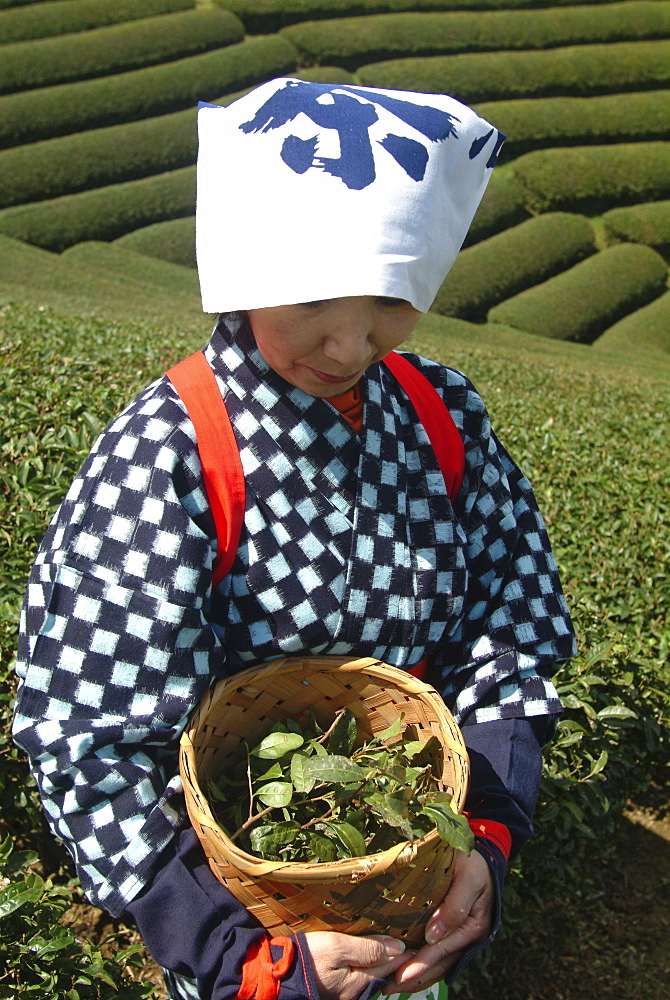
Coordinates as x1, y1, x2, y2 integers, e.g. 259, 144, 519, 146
326, 381, 364, 434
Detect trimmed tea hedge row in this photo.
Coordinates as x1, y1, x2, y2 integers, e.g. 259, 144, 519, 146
0, 8, 244, 95
0, 167, 196, 252
0, 69, 354, 210
0, 235, 201, 321
603, 201, 670, 256
62, 242, 200, 299
475, 90, 670, 160
0, 0, 192, 45
281, 4, 670, 68
510, 143, 670, 213
488, 243, 668, 343
356, 39, 670, 103
432, 213, 596, 321
115, 217, 196, 269
0, 36, 297, 149
464, 174, 529, 245
295, 65, 355, 83
595, 289, 670, 355
0, 110, 198, 209
0, 0, 47, 8
215, 0, 631, 34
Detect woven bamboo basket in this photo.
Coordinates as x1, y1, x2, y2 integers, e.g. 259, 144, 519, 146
179, 655, 469, 947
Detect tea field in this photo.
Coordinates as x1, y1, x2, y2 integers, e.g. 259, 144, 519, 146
0, 0, 668, 997
1, 301, 668, 998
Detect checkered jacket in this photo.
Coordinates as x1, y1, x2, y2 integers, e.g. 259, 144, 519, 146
13, 314, 575, 916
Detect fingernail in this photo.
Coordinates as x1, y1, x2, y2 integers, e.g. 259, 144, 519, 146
396, 964, 418, 984
382, 938, 406, 957
425, 919, 446, 944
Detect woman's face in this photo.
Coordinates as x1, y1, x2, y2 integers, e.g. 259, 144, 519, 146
246, 295, 422, 397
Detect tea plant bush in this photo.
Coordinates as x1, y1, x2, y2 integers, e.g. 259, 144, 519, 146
433, 213, 596, 320
115, 217, 196, 268
280, 3, 669, 67
218, 0, 641, 33
0, 35, 297, 149
0, 0, 192, 44
603, 201, 670, 256
1, 301, 668, 993
0, 234, 202, 322
488, 243, 669, 342
0, 837, 153, 999
0, 167, 196, 251
594, 289, 670, 355
463, 175, 530, 245
0, 7, 244, 95
509, 142, 670, 213
356, 39, 670, 101
474, 90, 670, 160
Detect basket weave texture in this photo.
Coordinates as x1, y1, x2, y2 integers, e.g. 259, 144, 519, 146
179, 656, 469, 947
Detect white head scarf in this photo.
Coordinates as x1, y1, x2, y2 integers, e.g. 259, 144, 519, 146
196, 77, 503, 313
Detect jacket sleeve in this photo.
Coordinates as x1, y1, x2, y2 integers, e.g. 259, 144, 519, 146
125, 827, 319, 1000
12, 378, 225, 917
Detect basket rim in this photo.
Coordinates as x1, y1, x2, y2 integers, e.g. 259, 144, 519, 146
179, 655, 468, 880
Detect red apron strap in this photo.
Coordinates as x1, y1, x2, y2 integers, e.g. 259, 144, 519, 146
166, 352, 245, 588
383, 351, 465, 503
166, 350, 464, 594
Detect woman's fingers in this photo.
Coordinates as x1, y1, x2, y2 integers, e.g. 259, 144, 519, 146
305, 931, 410, 1000
388, 851, 494, 991
424, 850, 493, 946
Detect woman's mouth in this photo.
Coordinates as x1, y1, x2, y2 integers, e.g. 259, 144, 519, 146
304, 366, 363, 385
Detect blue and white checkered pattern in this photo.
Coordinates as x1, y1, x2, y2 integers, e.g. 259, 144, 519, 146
13, 314, 575, 916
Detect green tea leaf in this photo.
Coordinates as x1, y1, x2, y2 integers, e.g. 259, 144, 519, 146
420, 802, 474, 854
596, 705, 638, 721
252, 762, 283, 783
307, 831, 339, 862
377, 716, 404, 742
256, 780, 294, 808
250, 821, 301, 856
323, 821, 367, 858
327, 709, 358, 756
366, 792, 414, 840
304, 755, 369, 785
291, 752, 316, 794
251, 732, 305, 759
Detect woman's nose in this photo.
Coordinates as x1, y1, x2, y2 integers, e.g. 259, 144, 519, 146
322, 309, 376, 368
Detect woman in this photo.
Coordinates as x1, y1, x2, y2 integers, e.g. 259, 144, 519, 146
13, 79, 575, 1000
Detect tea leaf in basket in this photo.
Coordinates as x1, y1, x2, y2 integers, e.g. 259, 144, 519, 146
403, 736, 441, 760
326, 709, 358, 756
376, 716, 404, 743
304, 755, 370, 785
290, 752, 316, 794
256, 780, 294, 808
252, 762, 283, 782
307, 831, 339, 862
322, 820, 367, 858
419, 801, 474, 854
250, 820, 301, 856
251, 732, 305, 759
365, 792, 415, 841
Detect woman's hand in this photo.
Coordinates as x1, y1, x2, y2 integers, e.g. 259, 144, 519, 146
304, 931, 410, 1000
384, 850, 494, 994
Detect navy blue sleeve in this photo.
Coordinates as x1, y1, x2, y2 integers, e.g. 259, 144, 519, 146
125, 826, 316, 1000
